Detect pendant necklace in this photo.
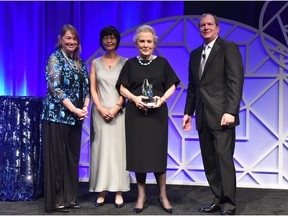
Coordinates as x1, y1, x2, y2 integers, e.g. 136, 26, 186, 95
103, 54, 118, 70
137, 56, 153, 66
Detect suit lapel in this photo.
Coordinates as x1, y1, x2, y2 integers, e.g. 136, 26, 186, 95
201, 37, 222, 78
193, 47, 203, 81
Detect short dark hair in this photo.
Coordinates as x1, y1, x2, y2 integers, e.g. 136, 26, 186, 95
100, 26, 121, 50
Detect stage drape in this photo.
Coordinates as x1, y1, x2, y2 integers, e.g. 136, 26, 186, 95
0, 96, 43, 201
0, 1, 183, 97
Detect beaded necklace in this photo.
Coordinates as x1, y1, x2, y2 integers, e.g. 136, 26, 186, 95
137, 56, 153, 66
62, 49, 80, 73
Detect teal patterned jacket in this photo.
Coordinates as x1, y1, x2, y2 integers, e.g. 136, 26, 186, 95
41, 49, 90, 125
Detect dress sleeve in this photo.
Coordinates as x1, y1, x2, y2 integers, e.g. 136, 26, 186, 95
46, 54, 67, 102
116, 58, 131, 91
164, 58, 180, 90
81, 60, 91, 99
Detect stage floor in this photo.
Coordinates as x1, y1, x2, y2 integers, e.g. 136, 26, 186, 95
0, 182, 288, 215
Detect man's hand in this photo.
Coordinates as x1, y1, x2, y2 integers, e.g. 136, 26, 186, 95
182, 114, 192, 132
220, 113, 235, 126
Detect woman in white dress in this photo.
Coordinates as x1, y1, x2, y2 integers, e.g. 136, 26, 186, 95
89, 26, 130, 208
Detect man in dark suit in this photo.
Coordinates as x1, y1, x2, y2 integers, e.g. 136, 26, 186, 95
182, 13, 244, 215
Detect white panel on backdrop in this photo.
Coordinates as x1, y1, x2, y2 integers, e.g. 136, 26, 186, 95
80, 1, 288, 189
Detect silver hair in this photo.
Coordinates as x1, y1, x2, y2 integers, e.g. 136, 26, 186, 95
133, 24, 158, 43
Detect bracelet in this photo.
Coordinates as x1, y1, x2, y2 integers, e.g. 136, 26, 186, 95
162, 95, 167, 103
116, 103, 124, 114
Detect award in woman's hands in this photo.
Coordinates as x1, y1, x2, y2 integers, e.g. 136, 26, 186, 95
142, 79, 156, 107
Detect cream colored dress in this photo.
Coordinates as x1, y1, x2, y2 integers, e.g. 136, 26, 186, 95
89, 56, 130, 192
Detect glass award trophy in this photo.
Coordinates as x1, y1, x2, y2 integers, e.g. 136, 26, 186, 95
141, 79, 156, 107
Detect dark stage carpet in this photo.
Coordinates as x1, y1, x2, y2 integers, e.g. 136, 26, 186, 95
0, 182, 288, 215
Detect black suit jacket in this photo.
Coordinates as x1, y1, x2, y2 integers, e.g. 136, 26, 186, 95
184, 37, 244, 130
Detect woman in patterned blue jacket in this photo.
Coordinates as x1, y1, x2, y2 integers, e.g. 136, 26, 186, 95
41, 24, 90, 213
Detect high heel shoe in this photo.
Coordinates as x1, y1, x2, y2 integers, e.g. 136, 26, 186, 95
133, 207, 143, 214
95, 192, 106, 207
115, 202, 124, 208
158, 197, 174, 214
115, 193, 124, 208
133, 200, 146, 214
95, 200, 105, 207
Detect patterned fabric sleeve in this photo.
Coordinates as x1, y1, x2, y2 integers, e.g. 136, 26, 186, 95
81, 59, 90, 100
46, 54, 67, 102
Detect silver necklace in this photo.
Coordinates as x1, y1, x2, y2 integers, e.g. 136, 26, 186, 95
137, 56, 153, 66
102, 54, 119, 70
62, 49, 80, 73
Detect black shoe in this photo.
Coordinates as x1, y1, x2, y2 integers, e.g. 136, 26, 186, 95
133, 200, 146, 214
115, 202, 124, 208
95, 192, 106, 207
158, 197, 174, 214
115, 194, 124, 208
133, 207, 143, 214
95, 200, 105, 207
220, 209, 236, 215
53, 207, 69, 213
68, 202, 81, 209
199, 203, 221, 213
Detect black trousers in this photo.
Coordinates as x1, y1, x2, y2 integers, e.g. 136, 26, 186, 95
43, 121, 82, 212
198, 113, 236, 211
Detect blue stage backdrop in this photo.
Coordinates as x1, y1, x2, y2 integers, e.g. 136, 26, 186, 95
0, 1, 184, 96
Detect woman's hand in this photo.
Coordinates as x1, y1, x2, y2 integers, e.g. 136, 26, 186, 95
107, 106, 119, 119
132, 95, 148, 111
153, 96, 166, 108
74, 108, 88, 120
82, 106, 88, 113
98, 106, 114, 121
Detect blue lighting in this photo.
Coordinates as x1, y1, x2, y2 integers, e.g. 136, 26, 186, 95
0, 64, 5, 95
0, 1, 183, 97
